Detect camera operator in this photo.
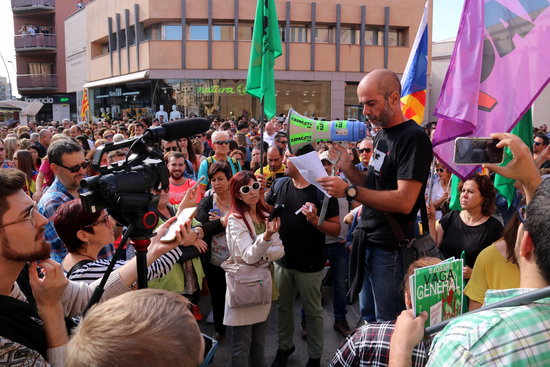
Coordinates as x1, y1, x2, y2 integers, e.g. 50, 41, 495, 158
0, 169, 189, 366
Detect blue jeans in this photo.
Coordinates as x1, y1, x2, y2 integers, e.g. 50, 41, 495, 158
359, 247, 376, 323
324, 244, 349, 321
366, 246, 405, 321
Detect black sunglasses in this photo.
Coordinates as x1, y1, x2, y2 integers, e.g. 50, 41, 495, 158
164, 146, 180, 152
358, 148, 371, 153
214, 140, 231, 145
533, 141, 543, 146
57, 160, 90, 173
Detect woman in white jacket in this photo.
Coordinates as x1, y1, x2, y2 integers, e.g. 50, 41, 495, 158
224, 171, 284, 367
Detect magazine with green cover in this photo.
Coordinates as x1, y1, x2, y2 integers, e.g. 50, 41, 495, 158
410, 258, 464, 327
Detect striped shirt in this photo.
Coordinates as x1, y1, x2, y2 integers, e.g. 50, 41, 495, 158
427, 288, 550, 367
66, 247, 184, 284
330, 321, 428, 367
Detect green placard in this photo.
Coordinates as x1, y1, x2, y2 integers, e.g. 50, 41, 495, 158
316, 121, 329, 132
411, 258, 464, 327
333, 121, 347, 129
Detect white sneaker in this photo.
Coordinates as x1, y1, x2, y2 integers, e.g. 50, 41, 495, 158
206, 310, 214, 324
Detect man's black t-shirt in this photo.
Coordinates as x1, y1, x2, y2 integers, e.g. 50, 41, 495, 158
359, 120, 433, 248
266, 178, 339, 272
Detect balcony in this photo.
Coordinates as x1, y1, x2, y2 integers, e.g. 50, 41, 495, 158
17, 74, 58, 91
12, 0, 54, 13
14, 34, 56, 52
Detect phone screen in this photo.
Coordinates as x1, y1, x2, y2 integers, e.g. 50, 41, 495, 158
454, 138, 504, 165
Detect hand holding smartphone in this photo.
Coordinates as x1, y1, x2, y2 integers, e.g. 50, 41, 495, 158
454, 137, 504, 165
160, 207, 197, 243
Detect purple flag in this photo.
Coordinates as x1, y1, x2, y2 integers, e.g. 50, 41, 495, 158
433, 0, 550, 179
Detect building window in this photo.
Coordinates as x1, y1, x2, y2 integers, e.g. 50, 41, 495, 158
238, 25, 253, 41
145, 24, 161, 40
339, 27, 357, 45
28, 63, 53, 75
127, 25, 136, 46
281, 26, 308, 43
213, 25, 234, 41
315, 26, 333, 43
188, 25, 208, 40
365, 28, 378, 46
163, 24, 182, 40
377, 28, 407, 47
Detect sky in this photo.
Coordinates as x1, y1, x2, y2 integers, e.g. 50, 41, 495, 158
0, 0, 465, 98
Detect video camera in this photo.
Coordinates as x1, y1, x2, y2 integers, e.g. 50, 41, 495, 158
80, 118, 210, 240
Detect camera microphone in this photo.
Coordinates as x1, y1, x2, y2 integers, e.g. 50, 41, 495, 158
143, 117, 211, 141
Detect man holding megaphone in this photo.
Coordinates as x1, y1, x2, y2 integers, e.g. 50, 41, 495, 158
318, 69, 433, 322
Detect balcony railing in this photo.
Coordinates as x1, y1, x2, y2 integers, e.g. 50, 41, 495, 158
12, 0, 55, 12
17, 74, 58, 90
14, 34, 56, 51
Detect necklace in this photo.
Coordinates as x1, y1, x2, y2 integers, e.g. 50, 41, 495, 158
215, 194, 231, 211
462, 211, 485, 226
74, 253, 96, 262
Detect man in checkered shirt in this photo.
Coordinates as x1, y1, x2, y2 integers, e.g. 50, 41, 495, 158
389, 134, 549, 367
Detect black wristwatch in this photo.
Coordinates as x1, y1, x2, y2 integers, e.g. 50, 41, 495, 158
345, 183, 358, 201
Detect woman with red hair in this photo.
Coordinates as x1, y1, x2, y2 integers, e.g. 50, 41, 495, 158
223, 171, 284, 367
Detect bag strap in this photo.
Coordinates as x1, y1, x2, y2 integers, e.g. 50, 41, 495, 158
66, 259, 93, 278
386, 181, 430, 244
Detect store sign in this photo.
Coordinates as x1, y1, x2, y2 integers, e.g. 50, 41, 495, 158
24, 95, 75, 104
109, 88, 123, 97
25, 97, 54, 104
197, 84, 247, 96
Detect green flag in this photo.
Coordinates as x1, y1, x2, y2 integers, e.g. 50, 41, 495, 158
494, 110, 533, 207
246, 0, 282, 119
449, 174, 462, 211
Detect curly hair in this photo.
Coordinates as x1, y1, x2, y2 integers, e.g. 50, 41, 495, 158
458, 174, 496, 216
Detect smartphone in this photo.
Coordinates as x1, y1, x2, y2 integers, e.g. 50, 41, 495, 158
209, 208, 221, 217
454, 137, 504, 165
268, 204, 285, 221
159, 207, 197, 243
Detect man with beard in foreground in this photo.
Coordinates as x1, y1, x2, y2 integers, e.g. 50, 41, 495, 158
319, 69, 433, 321
0, 169, 188, 366
167, 151, 201, 205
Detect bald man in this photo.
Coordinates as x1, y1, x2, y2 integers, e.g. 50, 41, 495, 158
318, 69, 433, 321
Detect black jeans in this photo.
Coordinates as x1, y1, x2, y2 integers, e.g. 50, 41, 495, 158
203, 261, 227, 335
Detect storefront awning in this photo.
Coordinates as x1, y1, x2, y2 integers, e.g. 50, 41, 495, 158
83, 71, 149, 89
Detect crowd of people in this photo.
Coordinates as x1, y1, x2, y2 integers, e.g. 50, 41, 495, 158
1, 68, 550, 367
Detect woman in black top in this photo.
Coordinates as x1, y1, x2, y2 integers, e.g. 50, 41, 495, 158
194, 161, 233, 341
428, 174, 503, 279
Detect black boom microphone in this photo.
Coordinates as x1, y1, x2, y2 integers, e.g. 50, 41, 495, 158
143, 117, 211, 141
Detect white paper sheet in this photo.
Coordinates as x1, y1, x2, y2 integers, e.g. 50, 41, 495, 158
288, 151, 331, 197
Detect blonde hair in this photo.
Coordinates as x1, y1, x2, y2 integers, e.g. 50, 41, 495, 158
65, 289, 202, 367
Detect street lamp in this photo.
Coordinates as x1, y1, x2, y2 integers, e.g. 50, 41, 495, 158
0, 52, 13, 100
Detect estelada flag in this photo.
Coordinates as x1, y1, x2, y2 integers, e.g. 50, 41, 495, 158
400, 0, 429, 125
433, 0, 550, 179
80, 89, 89, 121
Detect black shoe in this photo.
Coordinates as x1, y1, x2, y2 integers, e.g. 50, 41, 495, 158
333, 319, 352, 337
301, 321, 307, 340
271, 345, 295, 367
306, 358, 321, 367
214, 332, 225, 342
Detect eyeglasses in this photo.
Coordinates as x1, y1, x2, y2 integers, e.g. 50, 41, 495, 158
56, 160, 90, 173
533, 141, 543, 146
437, 168, 446, 173
517, 205, 527, 226
104, 135, 114, 139
214, 140, 231, 145
164, 146, 180, 152
199, 333, 219, 367
277, 140, 288, 145
0, 205, 36, 228
239, 181, 261, 194
358, 148, 371, 153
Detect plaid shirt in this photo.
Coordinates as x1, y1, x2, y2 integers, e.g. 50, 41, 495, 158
427, 288, 550, 367
330, 321, 428, 367
37, 178, 114, 263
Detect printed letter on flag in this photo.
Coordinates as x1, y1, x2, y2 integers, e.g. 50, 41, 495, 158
432, 0, 550, 179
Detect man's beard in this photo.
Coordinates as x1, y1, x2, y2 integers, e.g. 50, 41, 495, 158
1, 228, 51, 262
170, 171, 184, 180
368, 100, 394, 128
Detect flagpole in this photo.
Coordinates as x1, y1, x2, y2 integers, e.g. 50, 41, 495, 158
259, 98, 265, 175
